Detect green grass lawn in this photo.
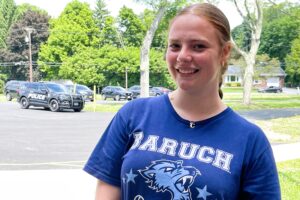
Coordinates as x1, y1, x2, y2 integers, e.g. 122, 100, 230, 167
254, 116, 300, 143
277, 159, 300, 200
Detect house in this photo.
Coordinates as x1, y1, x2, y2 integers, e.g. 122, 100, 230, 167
224, 65, 286, 88
224, 65, 243, 86
254, 66, 286, 88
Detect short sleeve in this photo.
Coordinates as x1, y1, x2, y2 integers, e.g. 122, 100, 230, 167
240, 146, 281, 199
83, 104, 132, 187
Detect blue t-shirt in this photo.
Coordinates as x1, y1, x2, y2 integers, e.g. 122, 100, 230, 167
84, 94, 280, 200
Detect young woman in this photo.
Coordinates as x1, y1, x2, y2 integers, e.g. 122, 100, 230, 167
84, 3, 280, 200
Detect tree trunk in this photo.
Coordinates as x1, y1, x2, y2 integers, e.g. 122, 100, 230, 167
140, 6, 166, 97
232, 0, 263, 105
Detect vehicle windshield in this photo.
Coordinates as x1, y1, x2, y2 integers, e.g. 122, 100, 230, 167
46, 83, 68, 93
77, 85, 91, 91
115, 87, 126, 91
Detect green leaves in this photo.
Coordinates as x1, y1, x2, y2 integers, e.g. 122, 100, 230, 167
285, 35, 300, 86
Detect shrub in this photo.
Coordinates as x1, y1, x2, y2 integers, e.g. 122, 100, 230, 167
0, 80, 4, 94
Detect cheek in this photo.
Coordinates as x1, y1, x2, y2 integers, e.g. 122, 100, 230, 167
166, 51, 177, 66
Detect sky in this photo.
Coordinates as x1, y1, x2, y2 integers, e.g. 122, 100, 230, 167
14, 0, 243, 29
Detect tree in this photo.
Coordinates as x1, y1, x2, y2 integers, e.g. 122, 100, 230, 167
38, 0, 100, 80
231, 22, 251, 52
135, 0, 188, 97
0, 0, 17, 49
0, 9, 50, 80
118, 6, 146, 47
93, 0, 109, 30
0, 1, 47, 49
285, 35, 300, 86
231, 0, 263, 105
98, 16, 120, 47
59, 47, 105, 86
259, 2, 300, 62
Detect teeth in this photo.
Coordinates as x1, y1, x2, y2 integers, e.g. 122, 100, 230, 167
180, 176, 192, 185
177, 69, 197, 74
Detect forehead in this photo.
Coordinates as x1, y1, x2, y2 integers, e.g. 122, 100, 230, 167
168, 14, 218, 41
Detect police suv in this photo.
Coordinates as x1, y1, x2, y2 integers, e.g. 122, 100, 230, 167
17, 82, 85, 112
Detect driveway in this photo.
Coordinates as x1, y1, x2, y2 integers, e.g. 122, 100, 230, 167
238, 108, 300, 120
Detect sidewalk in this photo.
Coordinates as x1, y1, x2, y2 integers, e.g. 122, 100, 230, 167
0, 142, 299, 200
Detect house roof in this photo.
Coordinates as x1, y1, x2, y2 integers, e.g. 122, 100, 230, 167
225, 65, 286, 77
226, 65, 243, 75
258, 67, 286, 77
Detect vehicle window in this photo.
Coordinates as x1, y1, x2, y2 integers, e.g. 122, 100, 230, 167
77, 85, 90, 91
46, 83, 67, 93
115, 87, 125, 91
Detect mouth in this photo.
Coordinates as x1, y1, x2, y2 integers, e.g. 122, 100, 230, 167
176, 68, 199, 74
175, 175, 193, 193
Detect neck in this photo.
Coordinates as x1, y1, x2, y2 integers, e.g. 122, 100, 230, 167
169, 88, 226, 122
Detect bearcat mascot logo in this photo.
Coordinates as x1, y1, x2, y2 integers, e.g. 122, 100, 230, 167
139, 160, 200, 200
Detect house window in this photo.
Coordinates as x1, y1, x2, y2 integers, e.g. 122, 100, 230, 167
230, 76, 236, 82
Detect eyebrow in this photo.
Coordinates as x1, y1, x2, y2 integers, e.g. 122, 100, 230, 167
168, 39, 209, 44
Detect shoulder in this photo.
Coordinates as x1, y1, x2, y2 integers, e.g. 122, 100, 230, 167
227, 109, 272, 158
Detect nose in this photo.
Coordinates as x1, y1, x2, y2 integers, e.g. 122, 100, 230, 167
177, 47, 192, 63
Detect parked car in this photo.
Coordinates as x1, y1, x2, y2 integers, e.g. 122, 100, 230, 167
258, 86, 282, 93
65, 84, 94, 102
4, 80, 27, 101
101, 86, 132, 101
150, 86, 172, 96
17, 82, 84, 112
128, 85, 156, 99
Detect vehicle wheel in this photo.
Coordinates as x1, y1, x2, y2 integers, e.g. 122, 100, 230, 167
6, 93, 12, 101
74, 107, 83, 112
49, 99, 60, 112
102, 94, 106, 100
114, 95, 120, 101
20, 97, 29, 109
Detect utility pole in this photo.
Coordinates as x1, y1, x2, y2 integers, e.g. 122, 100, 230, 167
25, 27, 34, 82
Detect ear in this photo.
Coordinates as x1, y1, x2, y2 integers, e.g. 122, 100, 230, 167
221, 42, 232, 62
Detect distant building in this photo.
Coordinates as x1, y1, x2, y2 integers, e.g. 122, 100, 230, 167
224, 65, 286, 88
254, 66, 286, 88
224, 65, 243, 86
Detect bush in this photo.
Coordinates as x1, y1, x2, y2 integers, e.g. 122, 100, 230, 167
0, 80, 4, 94
225, 82, 242, 87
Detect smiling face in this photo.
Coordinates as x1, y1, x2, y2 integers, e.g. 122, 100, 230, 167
166, 14, 230, 94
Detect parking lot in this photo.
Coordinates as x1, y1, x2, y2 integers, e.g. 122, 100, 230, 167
0, 101, 115, 170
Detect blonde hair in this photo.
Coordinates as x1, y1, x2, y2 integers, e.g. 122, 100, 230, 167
171, 3, 232, 99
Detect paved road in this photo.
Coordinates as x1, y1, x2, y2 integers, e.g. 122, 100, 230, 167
237, 108, 300, 120
0, 101, 115, 170
0, 101, 299, 170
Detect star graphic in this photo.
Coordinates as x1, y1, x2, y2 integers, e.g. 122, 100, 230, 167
126, 169, 138, 184
196, 185, 212, 200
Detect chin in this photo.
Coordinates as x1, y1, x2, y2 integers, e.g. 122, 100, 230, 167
176, 81, 195, 91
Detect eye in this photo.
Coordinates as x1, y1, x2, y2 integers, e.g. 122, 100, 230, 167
168, 43, 181, 51
193, 44, 206, 51
164, 167, 174, 172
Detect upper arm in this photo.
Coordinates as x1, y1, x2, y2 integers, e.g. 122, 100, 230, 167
240, 147, 281, 199
95, 180, 121, 200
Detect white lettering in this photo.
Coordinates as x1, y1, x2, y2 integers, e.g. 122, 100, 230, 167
212, 149, 233, 172
178, 142, 200, 159
157, 138, 178, 156
197, 146, 215, 163
28, 93, 45, 100
130, 132, 144, 150
138, 135, 159, 152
